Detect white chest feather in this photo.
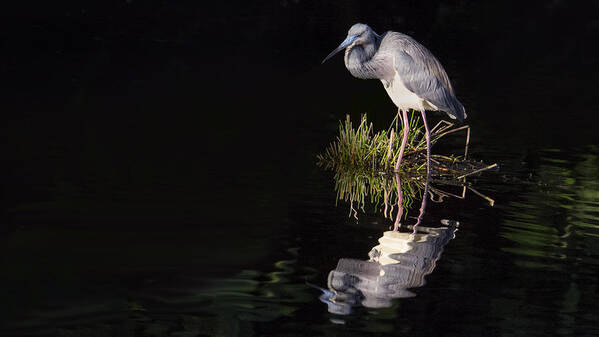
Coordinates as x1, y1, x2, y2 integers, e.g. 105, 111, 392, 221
382, 72, 437, 111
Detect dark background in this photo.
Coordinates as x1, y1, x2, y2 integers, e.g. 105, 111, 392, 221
1, 1, 599, 334
2, 1, 598, 229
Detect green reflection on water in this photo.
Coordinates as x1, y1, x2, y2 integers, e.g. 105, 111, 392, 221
501, 147, 599, 267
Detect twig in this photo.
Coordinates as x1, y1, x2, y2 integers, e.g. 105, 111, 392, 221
464, 126, 470, 159
457, 163, 498, 179
430, 120, 454, 134
467, 186, 495, 206
432, 125, 470, 142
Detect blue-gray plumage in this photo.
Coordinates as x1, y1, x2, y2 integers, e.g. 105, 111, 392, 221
323, 23, 466, 229
322, 23, 466, 121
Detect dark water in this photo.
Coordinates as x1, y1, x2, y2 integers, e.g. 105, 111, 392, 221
2, 1, 599, 336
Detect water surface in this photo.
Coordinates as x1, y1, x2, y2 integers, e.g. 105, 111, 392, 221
1, 1, 598, 336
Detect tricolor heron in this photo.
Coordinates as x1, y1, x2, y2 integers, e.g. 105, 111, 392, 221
322, 23, 466, 175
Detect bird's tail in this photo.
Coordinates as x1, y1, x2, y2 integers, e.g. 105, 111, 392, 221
447, 98, 466, 122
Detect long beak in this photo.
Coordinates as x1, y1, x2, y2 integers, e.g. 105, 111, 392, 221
321, 34, 357, 64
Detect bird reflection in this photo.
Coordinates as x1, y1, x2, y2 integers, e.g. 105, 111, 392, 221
317, 221, 458, 315
315, 136, 495, 315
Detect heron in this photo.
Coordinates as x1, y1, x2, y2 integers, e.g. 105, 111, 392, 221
322, 23, 466, 170
322, 23, 466, 228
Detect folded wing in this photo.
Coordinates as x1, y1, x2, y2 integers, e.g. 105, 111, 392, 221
382, 33, 466, 121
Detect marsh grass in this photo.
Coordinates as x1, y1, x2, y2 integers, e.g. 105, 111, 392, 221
318, 113, 497, 220
317, 113, 424, 172
317, 113, 486, 174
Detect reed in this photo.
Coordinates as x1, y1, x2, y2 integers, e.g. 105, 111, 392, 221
317, 113, 497, 220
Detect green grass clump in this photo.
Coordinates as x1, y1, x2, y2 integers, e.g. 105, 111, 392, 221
317, 112, 471, 174
317, 112, 495, 220
317, 113, 425, 172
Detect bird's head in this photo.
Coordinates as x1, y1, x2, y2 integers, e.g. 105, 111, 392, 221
322, 23, 378, 64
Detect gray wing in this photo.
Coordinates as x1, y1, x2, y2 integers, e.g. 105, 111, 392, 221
381, 32, 466, 121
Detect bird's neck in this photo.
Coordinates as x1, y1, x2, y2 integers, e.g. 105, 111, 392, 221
344, 41, 380, 79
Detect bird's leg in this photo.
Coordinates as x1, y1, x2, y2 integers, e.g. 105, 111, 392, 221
414, 110, 431, 230
414, 175, 431, 232
420, 109, 431, 178
394, 109, 410, 172
393, 172, 403, 231
393, 108, 409, 230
